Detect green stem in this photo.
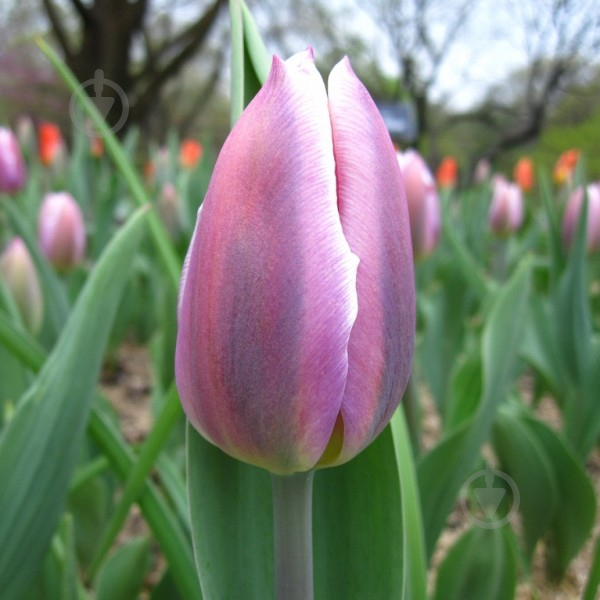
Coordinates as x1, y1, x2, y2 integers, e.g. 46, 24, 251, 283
271, 470, 314, 600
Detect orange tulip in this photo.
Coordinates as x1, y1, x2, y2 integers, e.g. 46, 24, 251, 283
553, 149, 580, 185
90, 136, 104, 158
179, 139, 203, 169
38, 122, 63, 166
435, 156, 458, 188
513, 157, 535, 192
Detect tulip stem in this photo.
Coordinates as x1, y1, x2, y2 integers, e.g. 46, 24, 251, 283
271, 470, 315, 600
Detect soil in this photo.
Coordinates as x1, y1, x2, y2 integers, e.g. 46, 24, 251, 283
101, 343, 600, 599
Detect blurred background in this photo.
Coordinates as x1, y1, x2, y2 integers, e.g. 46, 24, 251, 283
1, 0, 598, 178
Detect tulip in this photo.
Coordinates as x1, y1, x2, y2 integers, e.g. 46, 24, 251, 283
0, 238, 44, 333
488, 175, 524, 235
397, 149, 441, 258
553, 149, 580, 186
176, 50, 415, 475
436, 156, 458, 188
473, 158, 491, 185
0, 128, 27, 194
179, 139, 203, 169
513, 156, 535, 192
158, 182, 181, 239
38, 122, 64, 166
38, 192, 86, 270
561, 183, 600, 252
90, 136, 104, 158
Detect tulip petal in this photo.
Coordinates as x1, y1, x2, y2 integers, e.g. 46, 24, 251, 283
327, 58, 415, 464
176, 51, 358, 474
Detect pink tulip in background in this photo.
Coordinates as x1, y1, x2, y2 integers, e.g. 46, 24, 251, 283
562, 183, 600, 253
0, 127, 27, 194
0, 237, 43, 333
38, 192, 86, 270
176, 50, 415, 475
397, 149, 441, 259
489, 175, 524, 235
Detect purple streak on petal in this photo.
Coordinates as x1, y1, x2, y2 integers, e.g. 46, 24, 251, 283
328, 57, 415, 464
175, 51, 358, 474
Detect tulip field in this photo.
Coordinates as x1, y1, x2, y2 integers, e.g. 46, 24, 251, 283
1, 3, 599, 600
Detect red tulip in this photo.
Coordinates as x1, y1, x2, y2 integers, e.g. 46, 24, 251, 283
175, 50, 415, 474
38, 122, 64, 167
436, 156, 458, 188
513, 157, 535, 192
179, 139, 203, 169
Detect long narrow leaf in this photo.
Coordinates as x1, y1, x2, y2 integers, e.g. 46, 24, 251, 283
0, 206, 148, 598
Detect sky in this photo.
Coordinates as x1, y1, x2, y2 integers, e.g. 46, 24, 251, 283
349, 0, 532, 110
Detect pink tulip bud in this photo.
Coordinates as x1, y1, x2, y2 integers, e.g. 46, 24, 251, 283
0, 128, 27, 194
38, 192, 86, 270
488, 175, 524, 235
562, 183, 600, 253
175, 50, 415, 474
473, 158, 491, 185
158, 182, 181, 239
397, 149, 441, 259
0, 238, 44, 333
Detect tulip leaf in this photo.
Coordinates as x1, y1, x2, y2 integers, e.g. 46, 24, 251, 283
434, 527, 517, 600
229, 0, 269, 126
95, 536, 152, 600
391, 408, 428, 600
0, 310, 200, 600
187, 423, 406, 599
418, 258, 531, 558
522, 416, 596, 579
0, 206, 148, 599
492, 406, 558, 560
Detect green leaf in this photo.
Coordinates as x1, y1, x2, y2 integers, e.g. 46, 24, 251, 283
445, 352, 483, 430
434, 527, 516, 600
583, 535, 600, 600
0, 206, 148, 599
492, 407, 558, 559
522, 417, 596, 579
229, 0, 269, 126
95, 537, 151, 600
418, 259, 531, 558
391, 408, 428, 600
187, 423, 405, 600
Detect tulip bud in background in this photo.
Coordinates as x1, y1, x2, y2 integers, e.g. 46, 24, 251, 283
553, 149, 580, 186
436, 156, 458, 188
176, 50, 415, 475
397, 149, 441, 259
513, 156, 535, 192
0, 128, 27, 194
473, 158, 491, 185
179, 139, 203, 170
38, 122, 65, 167
561, 183, 600, 253
158, 182, 181, 239
15, 115, 34, 151
90, 136, 104, 158
488, 175, 524, 235
0, 238, 44, 333
38, 192, 86, 270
